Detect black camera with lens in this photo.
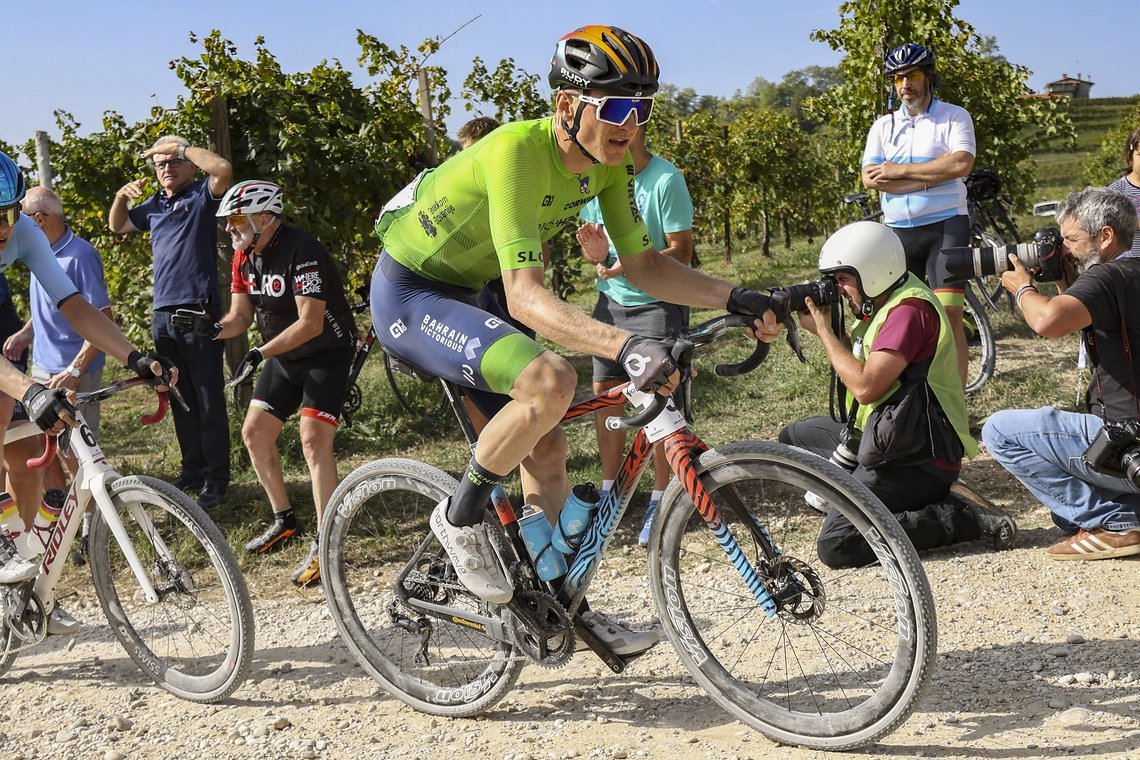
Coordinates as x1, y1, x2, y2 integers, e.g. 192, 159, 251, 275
1083, 420, 1140, 485
772, 274, 842, 312
942, 227, 1064, 283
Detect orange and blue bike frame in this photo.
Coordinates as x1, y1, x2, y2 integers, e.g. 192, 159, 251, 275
481, 383, 780, 618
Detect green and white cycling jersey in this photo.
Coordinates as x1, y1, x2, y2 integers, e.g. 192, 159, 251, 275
377, 117, 652, 288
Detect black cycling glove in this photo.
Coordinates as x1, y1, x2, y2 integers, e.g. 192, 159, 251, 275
171, 307, 222, 339
127, 350, 177, 385
726, 286, 773, 318
617, 335, 677, 393
22, 383, 76, 432
228, 347, 264, 387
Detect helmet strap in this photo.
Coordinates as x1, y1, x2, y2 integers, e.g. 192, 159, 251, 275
561, 100, 602, 165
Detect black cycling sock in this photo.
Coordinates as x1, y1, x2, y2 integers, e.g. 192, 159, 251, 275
274, 507, 298, 530
448, 458, 507, 527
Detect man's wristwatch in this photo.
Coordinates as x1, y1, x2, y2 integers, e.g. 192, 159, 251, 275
66, 365, 82, 378
177, 145, 187, 160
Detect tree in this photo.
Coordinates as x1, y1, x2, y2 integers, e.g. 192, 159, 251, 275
807, 0, 1074, 208
1085, 101, 1140, 185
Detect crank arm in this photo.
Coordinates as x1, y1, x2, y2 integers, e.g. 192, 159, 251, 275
402, 597, 512, 644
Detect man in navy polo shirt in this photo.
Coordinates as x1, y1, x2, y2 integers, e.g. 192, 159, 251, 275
109, 136, 232, 508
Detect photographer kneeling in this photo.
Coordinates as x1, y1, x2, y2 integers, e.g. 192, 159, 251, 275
983, 187, 1140, 560
780, 222, 1015, 569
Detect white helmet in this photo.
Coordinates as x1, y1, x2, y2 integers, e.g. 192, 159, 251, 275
216, 180, 284, 218
819, 222, 906, 301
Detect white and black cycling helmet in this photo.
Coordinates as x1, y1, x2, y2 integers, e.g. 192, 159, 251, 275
216, 180, 284, 218
819, 222, 907, 314
884, 42, 935, 76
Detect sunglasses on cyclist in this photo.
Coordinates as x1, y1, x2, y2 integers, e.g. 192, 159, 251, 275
0, 203, 20, 228
576, 94, 655, 126
890, 69, 925, 85
225, 214, 249, 226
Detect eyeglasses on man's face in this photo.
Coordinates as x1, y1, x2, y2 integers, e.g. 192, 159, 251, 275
890, 69, 925, 86
154, 158, 188, 173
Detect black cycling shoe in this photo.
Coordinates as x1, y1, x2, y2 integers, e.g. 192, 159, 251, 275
198, 484, 227, 510
245, 519, 303, 554
170, 473, 205, 492
952, 482, 1018, 551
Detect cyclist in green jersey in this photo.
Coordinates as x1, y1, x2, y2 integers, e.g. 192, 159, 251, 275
370, 26, 779, 651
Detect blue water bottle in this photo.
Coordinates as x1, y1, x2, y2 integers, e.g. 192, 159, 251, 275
518, 506, 568, 581
551, 483, 600, 555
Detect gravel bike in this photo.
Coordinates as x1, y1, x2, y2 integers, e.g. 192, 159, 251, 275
843, 191, 995, 394
0, 378, 255, 703
319, 313, 937, 751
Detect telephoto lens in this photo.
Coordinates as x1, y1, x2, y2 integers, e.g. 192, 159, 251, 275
777, 276, 841, 312
941, 227, 1063, 283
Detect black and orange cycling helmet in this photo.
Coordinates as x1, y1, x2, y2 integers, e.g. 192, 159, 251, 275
548, 25, 659, 96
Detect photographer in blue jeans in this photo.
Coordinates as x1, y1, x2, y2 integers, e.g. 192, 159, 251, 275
983, 187, 1140, 560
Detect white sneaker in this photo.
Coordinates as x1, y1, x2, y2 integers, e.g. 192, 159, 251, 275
803, 491, 830, 514
0, 537, 38, 584
580, 609, 659, 656
47, 604, 80, 636
430, 499, 513, 604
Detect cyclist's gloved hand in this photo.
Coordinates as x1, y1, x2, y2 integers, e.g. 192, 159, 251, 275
618, 335, 677, 394
127, 350, 177, 387
171, 307, 222, 339
726, 286, 773, 318
229, 347, 264, 387
22, 383, 77, 432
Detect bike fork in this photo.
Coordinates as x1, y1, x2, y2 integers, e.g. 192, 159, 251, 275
662, 436, 779, 617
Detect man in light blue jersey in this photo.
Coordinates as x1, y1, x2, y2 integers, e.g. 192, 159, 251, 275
862, 42, 975, 386
578, 123, 693, 547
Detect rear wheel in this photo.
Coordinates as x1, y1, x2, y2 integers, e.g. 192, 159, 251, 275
89, 476, 254, 703
963, 286, 996, 395
649, 441, 937, 751
321, 458, 524, 717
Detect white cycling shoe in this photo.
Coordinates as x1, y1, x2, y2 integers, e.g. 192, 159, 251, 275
47, 604, 80, 636
430, 499, 514, 604
580, 609, 659, 656
0, 538, 38, 585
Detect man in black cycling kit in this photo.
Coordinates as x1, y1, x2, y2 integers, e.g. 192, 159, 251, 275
370, 25, 779, 655
862, 43, 975, 386
173, 181, 356, 587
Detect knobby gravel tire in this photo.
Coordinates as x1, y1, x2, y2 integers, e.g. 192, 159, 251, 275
89, 476, 254, 703
647, 441, 937, 751
321, 458, 524, 717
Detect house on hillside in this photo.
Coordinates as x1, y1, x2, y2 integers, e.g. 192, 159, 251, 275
1044, 74, 1095, 99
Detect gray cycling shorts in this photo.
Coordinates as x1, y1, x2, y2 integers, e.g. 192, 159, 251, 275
591, 294, 689, 383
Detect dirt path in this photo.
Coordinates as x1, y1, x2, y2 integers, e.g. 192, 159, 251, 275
1, 508, 1138, 760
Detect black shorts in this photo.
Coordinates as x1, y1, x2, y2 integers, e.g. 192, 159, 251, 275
251, 347, 354, 425
591, 295, 689, 382
890, 215, 970, 308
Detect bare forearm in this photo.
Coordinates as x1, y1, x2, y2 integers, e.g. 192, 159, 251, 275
0, 358, 34, 400
622, 252, 733, 309
512, 288, 627, 360
185, 146, 232, 183
59, 298, 134, 364
259, 320, 323, 359
108, 194, 131, 233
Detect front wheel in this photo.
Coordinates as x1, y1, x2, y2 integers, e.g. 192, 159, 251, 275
89, 476, 254, 703
648, 441, 937, 751
320, 458, 524, 717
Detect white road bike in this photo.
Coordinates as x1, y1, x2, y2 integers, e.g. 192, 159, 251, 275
0, 377, 254, 702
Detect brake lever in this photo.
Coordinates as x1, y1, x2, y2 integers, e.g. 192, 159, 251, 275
768, 290, 806, 363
